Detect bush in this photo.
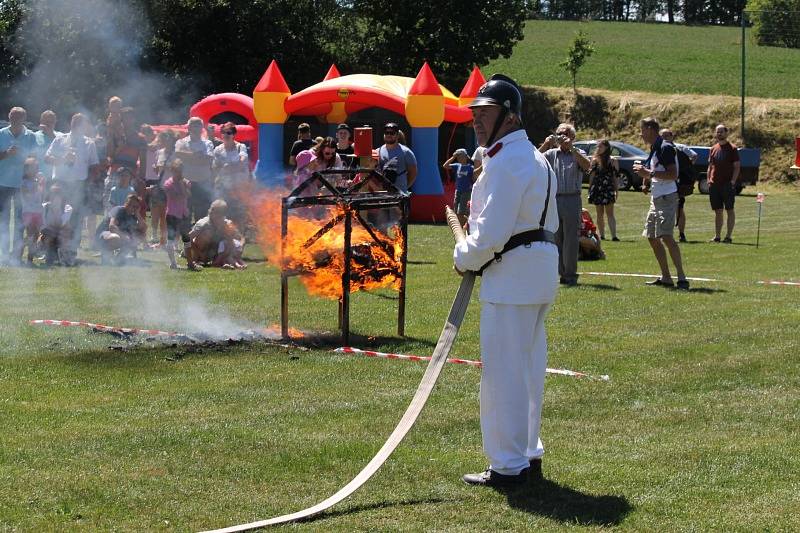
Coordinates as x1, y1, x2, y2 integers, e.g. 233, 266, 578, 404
750, 0, 800, 48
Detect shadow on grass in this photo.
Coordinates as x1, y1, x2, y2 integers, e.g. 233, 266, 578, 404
497, 478, 632, 526
687, 287, 727, 294
361, 290, 399, 300
407, 260, 436, 265
305, 331, 436, 350
301, 496, 448, 523
577, 283, 621, 291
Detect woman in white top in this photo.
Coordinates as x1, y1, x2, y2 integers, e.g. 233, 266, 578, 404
212, 122, 251, 231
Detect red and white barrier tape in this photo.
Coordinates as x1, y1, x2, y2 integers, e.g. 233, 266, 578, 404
580, 271, 719, 282
758, 280, 800, 286
29, 319, 181, 337
334, 347, 609, 381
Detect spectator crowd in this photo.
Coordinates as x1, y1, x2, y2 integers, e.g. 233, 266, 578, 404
0, 96, 742, 285
0, 99, 251, 270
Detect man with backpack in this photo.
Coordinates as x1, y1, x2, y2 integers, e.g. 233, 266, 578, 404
635, 118, 689, 290
661, 129, 697, 243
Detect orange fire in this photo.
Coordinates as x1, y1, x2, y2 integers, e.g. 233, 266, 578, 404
245, 190, 404, 300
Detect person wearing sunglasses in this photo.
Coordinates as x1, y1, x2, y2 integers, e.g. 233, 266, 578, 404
212, 122, 250, 231
378, 122, 416, 192
293, 136, 343, 189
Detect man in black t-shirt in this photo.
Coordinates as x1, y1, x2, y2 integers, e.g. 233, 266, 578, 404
288, 123, 313, 167
95, 193, 146, 264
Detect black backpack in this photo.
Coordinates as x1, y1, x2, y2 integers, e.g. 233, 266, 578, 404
675, 148, 697, 197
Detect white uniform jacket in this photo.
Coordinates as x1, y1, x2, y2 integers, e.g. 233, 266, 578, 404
454, 130, 559, 305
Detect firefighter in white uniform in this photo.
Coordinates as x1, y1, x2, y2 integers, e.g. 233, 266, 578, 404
455, 74, 559, 487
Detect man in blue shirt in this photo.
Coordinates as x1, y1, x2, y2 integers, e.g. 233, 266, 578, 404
378, 122, 417, 193
0, 107, 40, 263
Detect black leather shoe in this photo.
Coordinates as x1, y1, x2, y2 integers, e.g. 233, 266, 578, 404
529, 458, 543, 481
463, 467, 529, 487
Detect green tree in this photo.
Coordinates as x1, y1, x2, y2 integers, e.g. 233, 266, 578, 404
340, 0, 528, 87
0, 0, 531, 120
142, 0, 346, 95
750, 0, 800, 48
560, 30, 595, 94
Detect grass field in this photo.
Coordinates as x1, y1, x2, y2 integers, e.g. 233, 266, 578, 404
484, 20, 800, 99
2, 185, 800, 531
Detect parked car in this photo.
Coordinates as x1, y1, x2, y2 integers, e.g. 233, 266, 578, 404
573, 140, 649, 190
687, 146, 761, 195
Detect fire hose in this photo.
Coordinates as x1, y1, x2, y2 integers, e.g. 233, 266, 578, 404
201, 207, 473, 532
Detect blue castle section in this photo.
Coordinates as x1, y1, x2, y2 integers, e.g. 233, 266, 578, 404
254, 123, 285, 185
410, 127, 443, 195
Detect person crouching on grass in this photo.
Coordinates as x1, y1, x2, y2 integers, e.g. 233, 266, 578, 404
634, 117, 689, 290
94, 193, 146, 265
187, 199, 246, 270
161, 159, 195, 270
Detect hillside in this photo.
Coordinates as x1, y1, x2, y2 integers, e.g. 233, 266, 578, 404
485, 20, 800, 99
517, 85, 800, 184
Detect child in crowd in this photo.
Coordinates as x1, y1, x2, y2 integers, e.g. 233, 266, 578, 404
187, 199, 246, 270
39, 183, 73, 266
161, 159, 194, 270
142, 124, 166, 246
579, 208, 605, 260
442, 148, 475, 226
18, 157, 44, 264
108, 167, 136, 211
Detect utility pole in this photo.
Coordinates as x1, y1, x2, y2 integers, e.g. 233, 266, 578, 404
741, 10, 746, 145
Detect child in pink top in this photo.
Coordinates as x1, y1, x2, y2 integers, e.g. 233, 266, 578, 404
162, 158, 194, 269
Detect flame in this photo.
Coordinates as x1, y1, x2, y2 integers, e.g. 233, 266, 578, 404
244, 188, 404, 300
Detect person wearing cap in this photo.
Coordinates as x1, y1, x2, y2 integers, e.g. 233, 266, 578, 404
378, 122, 417, 192
454, 74, 559, 488
334, 123, 356, 168
539, 123, 591, 286
442, 148, 475, 226
288, 123, 313, 167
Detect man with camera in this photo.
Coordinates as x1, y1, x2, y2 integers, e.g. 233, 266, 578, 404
539, 123, 590, 286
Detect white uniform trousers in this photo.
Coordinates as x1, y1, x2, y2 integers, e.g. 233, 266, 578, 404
480, 301, 550, 475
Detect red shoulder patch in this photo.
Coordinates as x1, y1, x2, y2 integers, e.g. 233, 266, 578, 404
486, 142, 503, 157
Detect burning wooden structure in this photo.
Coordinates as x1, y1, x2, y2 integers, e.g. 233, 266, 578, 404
280, 168, 409, 344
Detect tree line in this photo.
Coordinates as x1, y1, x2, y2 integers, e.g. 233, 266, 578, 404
0, 0, 527, 122
531, 0, 748, 25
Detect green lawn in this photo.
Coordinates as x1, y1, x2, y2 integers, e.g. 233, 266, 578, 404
2, 185, 799, 531
484, 20, 800, 99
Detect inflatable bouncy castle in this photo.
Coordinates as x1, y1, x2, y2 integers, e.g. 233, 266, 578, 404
178, 61, 487, 222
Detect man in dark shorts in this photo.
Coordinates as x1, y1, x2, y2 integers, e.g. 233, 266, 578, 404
707, 124, 740, 243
